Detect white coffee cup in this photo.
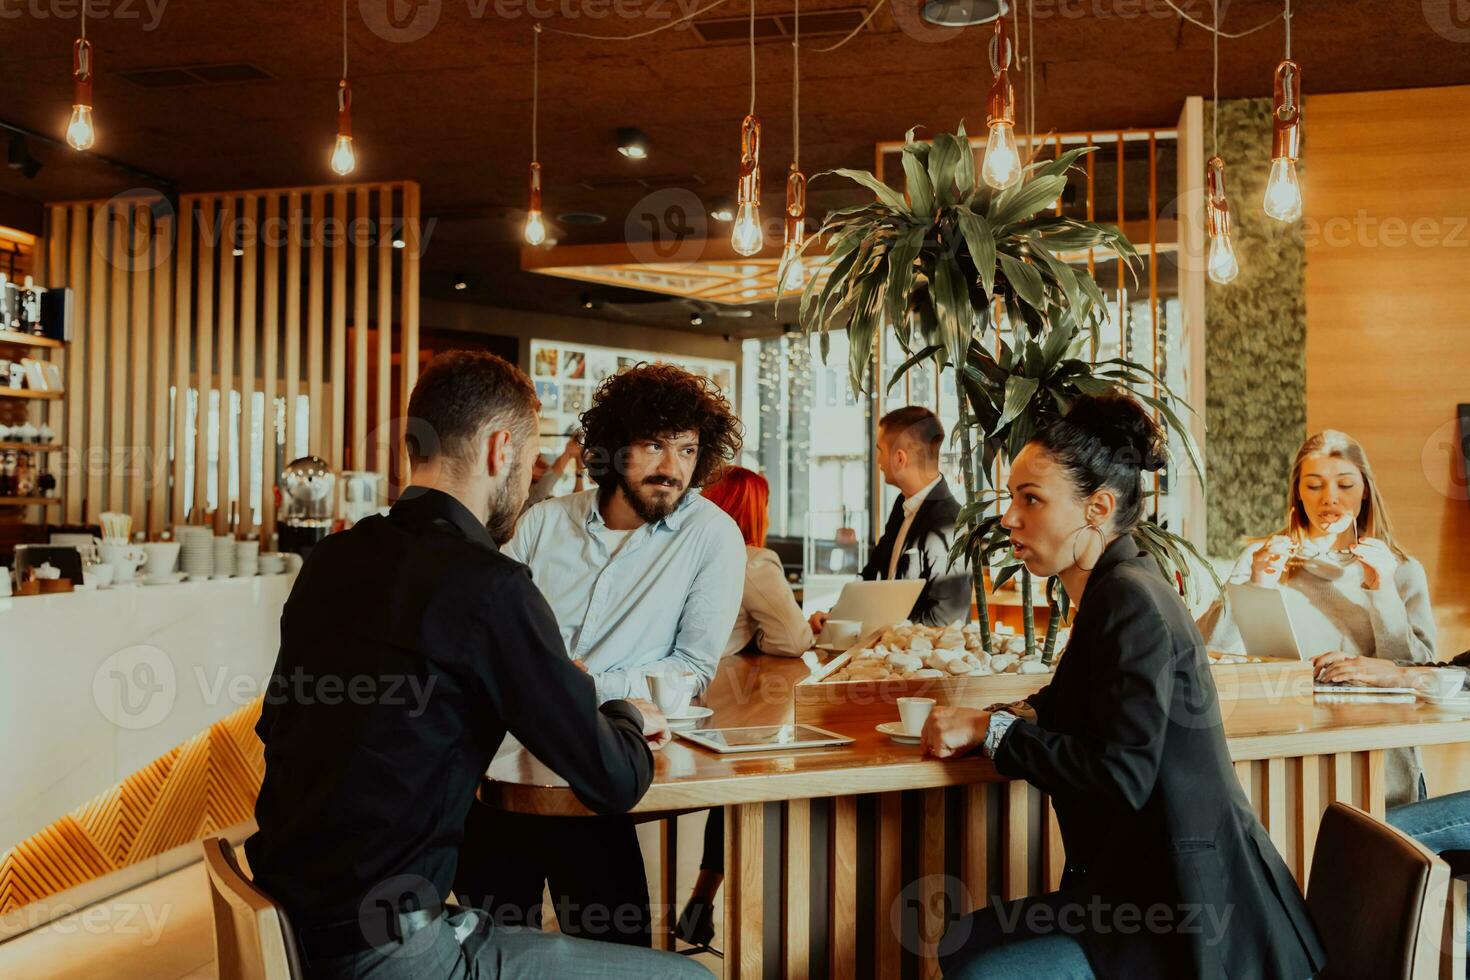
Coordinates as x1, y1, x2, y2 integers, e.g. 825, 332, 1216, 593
0, 565, 11, 597
87, 562, 115, 588
142, 541, 181, 579
1423, 668, 1465, 700
99, 541, 146, 582
822, 619, 863, 649
647, 671, 696, 717
897, 696, 936, 736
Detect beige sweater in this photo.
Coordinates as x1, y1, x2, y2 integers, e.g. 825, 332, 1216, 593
722, 546, 814, 658
1197, 543, 1439, 807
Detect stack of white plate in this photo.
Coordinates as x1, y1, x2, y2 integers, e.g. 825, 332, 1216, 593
236, 540, 259, 577
258, 552, 287, 575
177, 527, 214, 580
213, 535, 236, 578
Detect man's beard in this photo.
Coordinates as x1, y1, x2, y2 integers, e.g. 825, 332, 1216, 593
486, 458, 531, 546
620, 471, 688, 524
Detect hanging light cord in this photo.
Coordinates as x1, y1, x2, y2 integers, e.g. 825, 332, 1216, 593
748, 0, 756, 115
543, 0, 732, 39
532, 24, 540, 160
341, 0, 348, 78
1211, 0, 1219, 157
79, 0, 86, 38
792, 0, 799, 165
1284, 0, 1292, 58
1164, 0, 1281, 38
811, 0, 884, 53
1027, 0, 1035, 156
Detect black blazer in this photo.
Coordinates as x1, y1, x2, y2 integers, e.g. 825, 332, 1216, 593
860, 476, 970, 627
993, 534, 1326, 980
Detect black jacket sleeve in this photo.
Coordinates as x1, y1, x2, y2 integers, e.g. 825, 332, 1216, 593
469, 567, 654, 815
993, 578, 1177, 812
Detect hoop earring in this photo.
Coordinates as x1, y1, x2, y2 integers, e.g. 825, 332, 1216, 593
1072, 523, 1107, 572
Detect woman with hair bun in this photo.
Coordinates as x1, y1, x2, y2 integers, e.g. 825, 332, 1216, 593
924, 392, 1324, 980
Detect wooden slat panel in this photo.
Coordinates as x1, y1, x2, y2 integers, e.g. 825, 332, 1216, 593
261, 195, 281, 535
1364, 750, 1387, 820
44, 207, 66, 511
193, 202, 215, 523
171, 201, 194, 524
656, 817, 678, 952
784, 798, 811, 979
1330, 753, 1353, 804
725, 802, 764, 980
1295, 755, 1320, 885
399, 182, 421, 482
149, 212, 172, 536
237, 195, 258, 533
108, 206, 128, 514
1003, 781, 1028, 902
375, 185, 392, 481
1043, 796, 1065, 892
329, 189, 347, 473
828, 795, 857, 980
1263, 757, 1288, 856
306, 189, 324, 456
962, 784, 988, 915
1236, 760, 1254, 807
216, 198, 236, 533
283, 192, 302, 463
919, 788, 944, 979
127, 208, 150, 531
875, 793, 902, 979
352, 188, 369, 470
65, 204, 87, 524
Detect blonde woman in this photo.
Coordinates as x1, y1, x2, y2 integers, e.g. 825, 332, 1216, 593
1198, 429, 1442, 805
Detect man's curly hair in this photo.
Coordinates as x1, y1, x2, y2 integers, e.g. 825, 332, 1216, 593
579, 362, 743, 491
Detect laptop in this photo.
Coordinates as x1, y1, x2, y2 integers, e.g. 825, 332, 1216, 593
816, 579, 926, 649
1226, 583, 1418, 695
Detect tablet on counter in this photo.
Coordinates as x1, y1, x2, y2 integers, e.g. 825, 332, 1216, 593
676, 724, 854, 754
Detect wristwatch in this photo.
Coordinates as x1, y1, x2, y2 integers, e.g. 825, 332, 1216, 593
983, 711, 1019, 758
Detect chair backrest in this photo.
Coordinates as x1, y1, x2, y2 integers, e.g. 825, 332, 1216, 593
201, 837, 304, 980
1306, 802, 1451, 980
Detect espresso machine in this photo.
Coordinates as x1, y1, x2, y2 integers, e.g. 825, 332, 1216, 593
277, 455, 336, 560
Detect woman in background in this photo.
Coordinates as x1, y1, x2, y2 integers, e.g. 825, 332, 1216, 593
675, 466, 813, 949
1197, 429, 1438, 806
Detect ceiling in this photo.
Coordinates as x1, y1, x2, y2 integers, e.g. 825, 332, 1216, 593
0, 0, 1465, 337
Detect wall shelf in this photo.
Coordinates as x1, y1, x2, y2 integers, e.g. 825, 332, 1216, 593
0, 497, 58, 506
0, 388, 63, 401
0, 330, 63, 350
0, 442, 61, 452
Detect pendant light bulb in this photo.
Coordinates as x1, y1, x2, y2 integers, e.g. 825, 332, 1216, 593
780, 247, 806, 291
981, 18, 1020, 190
67, 38, 95, 150
1264, 58, 1303, 222
331, 79, 356, 176
524, 161, 546, 246
732, 202, 763, 256
1205, 154, 1239, 285
1263, 157, 1302, 222
732, 114, 763, 257
1207, 235, 1239, 285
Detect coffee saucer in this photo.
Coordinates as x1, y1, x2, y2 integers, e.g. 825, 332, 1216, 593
144, 572, 186, 585
1422, 691, 1470, 709
876, 721, 921, 745
667, 706, 714, 729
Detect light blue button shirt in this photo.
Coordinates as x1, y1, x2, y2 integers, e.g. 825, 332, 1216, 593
504, 487, 747, 702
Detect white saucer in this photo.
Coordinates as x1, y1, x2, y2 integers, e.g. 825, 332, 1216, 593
667, 706, 714, 729
1422, 692, 1470, 709
876, 721, 921, 745
143, 572, 186, 585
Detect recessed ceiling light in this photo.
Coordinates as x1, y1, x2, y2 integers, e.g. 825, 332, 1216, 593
689, 312, 705, 326
557, 211, 606, 225
392, 238, 406, 249
921, 0, 1007, 26
616, 127, 649, 160
453, 280, 468, 290
710, 196, 736, 222
232, 247, 244, 257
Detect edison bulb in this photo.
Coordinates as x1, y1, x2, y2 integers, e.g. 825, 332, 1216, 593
780, 250, 806, 291
1263, 157, 1302, 222
981, 121, 1022, 190
523, 210, 546, 246
1207, 235, 1240, 285
66, 104, 95, 151
731, 202, 763, 256
330, 134, 356, 176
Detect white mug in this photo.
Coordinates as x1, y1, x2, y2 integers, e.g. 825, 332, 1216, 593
99, 541, 146, 581
646, 671, 696, 717
87, 562, 115, 588
822, 619, 863, 650
142, 541, 181, 579
0, 565, 11, 597
897, 697, 936, 737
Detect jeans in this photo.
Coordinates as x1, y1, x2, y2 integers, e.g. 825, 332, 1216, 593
1387, 788, 1470, 979
938, 891, 1096, 980
305, 905, 711, 980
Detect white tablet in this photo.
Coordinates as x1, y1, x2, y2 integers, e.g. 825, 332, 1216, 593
676, 724, 854, 754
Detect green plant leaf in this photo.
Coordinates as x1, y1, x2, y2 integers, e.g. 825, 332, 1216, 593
989, 175, 1066, 228
994, 375, 1040, 434
819, 168, 909, 210
954, 206, 997, 301
902, 148, 935, 218
931, 255, 974, 369
887, 344, 945, 394
997, 252, 1044, 308
955, 120, 977, 200
1027, 145, 1094, 181
928, 132, 964, 208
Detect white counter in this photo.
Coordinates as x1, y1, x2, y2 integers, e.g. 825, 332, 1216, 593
0, 575, 292, 853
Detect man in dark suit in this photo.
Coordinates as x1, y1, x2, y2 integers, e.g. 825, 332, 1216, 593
810, 405, 970, 633
246, 351, 708, 980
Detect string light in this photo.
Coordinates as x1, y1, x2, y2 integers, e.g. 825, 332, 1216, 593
732, 0, 764, 257
330, 0, 356, 175
1205, 0, 1238, 284
65, 5, 95, 151
1264, 0, 1302, 222
524, 25, 547, 246
982, 16, 1021, 189
780, 0, 806, 290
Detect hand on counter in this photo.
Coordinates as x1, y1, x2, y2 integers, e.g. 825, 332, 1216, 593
921, 706, 991, 759
807, 610, 829, 635
1312, 650, 1408, 688
624, 698, 673, 750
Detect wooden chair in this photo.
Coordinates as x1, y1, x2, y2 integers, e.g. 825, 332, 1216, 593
1306, 802, 1455, 980
202, 836, 304, 980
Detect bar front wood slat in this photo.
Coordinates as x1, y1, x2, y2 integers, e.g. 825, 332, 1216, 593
1264, 757, 1288, 854
1330, 752, 1353, 804
261, 194, 281, 535
44, 207, 66, 512
962, 784, 987, 912
306, 190, 325, 456
726, 802, 764, 980
237, 195, 258, 533
171, 200, 194, 524
149, 211, 173, 535
108, 207, 129, 513
1003, 781, 1028, 901
215, 197, 236, 532
329, 189, 347, 473
85, 205, 108, 523
919, 788, 944, 979
65, 204, 86, 524
399, 182, 421, 485
193, 202, 215, 522
1295, 755, 1321, 884
875, 793, 902, 979
828, 795, 857, 980
1364, 749, 1387, 820
283, 192, 303, 462
352, 187, 369, 470
375, 185, 392, 480
1236, 760, 1254, 807
784, 798, 811, 979
128, 208, 150, 531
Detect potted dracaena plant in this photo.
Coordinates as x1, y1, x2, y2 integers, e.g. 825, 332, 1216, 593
781, 123, 1217, 663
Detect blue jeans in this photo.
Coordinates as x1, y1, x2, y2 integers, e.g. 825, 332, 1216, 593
1388, 788, 1470, 980
938, 891, 1096, 980
305, 905, 711, 980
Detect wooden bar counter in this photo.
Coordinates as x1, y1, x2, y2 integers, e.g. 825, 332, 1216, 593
483, 654, 1470, 979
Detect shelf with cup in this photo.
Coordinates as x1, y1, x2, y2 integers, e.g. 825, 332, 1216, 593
0, 496, 59, 506
0, 442, 61, 452
0, 330, 63, 350
0, 387, 63, 401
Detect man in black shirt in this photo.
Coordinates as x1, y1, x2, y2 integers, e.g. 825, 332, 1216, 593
245, 350, 709, 979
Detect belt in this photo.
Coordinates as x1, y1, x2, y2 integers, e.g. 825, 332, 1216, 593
296, 905, 444, 962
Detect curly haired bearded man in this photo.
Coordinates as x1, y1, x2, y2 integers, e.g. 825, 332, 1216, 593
454, 362, 747, 948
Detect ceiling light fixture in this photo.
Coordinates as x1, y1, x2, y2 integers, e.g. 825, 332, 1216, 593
66, 5, 95, 150
981, 16, 1021, 189
1263, 0, 1302, 222
780, 0, 807, 292
524, 25, 547, 246
616, 127, 649, 159
921, 0, 1008, 26
731, 0, 764, 257
330, 0, 356, 175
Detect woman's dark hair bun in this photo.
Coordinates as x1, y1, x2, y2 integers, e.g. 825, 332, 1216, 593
1031, 390, 1168, 534
1070, 392, 1168, 473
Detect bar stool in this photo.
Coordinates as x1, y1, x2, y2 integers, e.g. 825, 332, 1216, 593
1306, 802, 1456, 980
201, 836, 304, 980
